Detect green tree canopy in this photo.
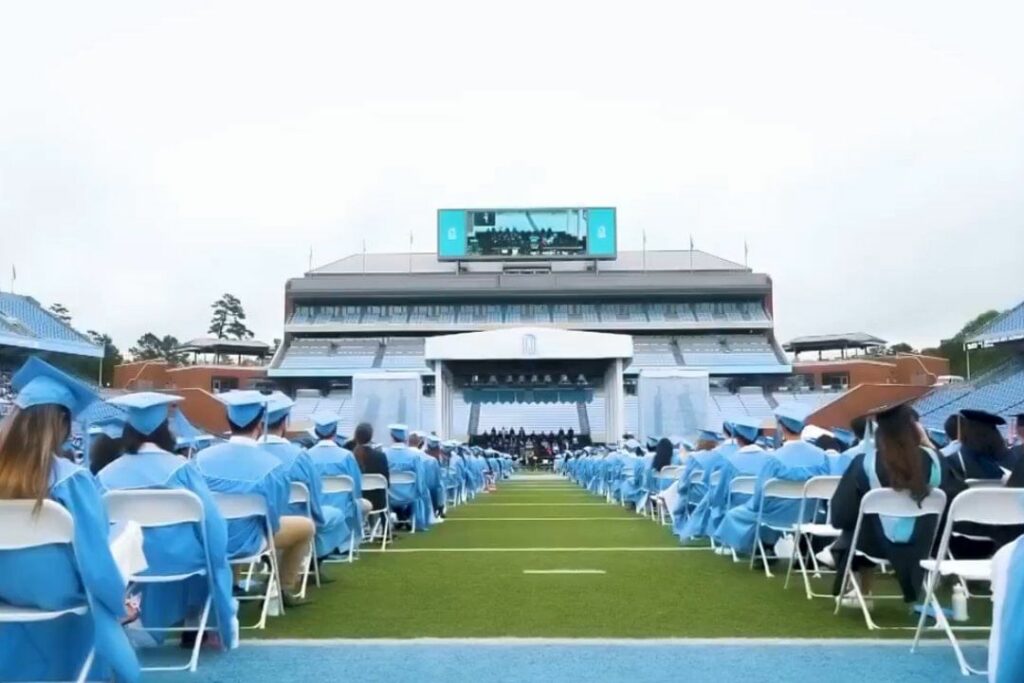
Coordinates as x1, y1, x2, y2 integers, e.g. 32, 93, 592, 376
209, 293, 254, 340
129, 333, 184, 365
86, 330, 124, 386
48, 302, 72, 325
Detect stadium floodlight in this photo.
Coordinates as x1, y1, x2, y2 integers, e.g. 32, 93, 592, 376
505, 374, 515, 385
576, 374, 588, 386
517, 374, 527, 385
543, 374, 553, 385
558, 374, 571, 386
487, 375, 498, 385
530, 374, 540, 385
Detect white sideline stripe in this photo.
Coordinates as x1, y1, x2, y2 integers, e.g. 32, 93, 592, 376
243, 637, 985, 647
359, 547, 701, 553
450, 517, 644, 521
523, 569, 606, 575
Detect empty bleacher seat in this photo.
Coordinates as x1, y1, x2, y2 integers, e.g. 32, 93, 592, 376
631, 337, 678, 367
379, 338, 429, 370
277, 338, 379, 371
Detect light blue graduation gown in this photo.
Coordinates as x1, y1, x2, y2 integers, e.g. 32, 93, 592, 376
618, 455, 644, 504
306, 440, 364, 538
97, 445, 237, 649
993, 540, 1024, 682
446, 453, 466, 493
385, 444, 430, 529
712, 440, 830, 553
0, 458, 140, 682
260, 436, 352, 558
671, 445, 735, 535
194, 437, 289, 559
678, 445, 768, 540
418, 451, 445, 514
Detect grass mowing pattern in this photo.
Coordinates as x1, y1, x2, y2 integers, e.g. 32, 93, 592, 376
248, 477, 988, 639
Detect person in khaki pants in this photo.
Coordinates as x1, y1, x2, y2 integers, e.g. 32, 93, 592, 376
196, 390, 315, 606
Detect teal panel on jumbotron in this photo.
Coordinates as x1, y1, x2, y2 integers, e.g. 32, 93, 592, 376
437, 209, 468, 258
587, 207, 616, 256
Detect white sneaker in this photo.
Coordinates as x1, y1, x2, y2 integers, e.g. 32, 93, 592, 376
839, 590, 874, 611
815, 547, 836, 568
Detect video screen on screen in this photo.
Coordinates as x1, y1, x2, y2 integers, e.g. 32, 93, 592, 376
437, 207, 616, 261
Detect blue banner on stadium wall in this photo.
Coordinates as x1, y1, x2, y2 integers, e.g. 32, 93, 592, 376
437, 207, 617, 261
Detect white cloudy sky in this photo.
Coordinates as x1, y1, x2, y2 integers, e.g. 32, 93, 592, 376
2, 1, 1022, 352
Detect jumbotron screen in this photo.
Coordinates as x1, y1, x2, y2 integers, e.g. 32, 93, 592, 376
437, 207, 617, 261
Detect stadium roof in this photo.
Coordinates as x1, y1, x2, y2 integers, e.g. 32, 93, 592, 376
290, 250, 770, 302
177, 337, 271, 356
965, 299, 1024, 348
783, 333, 887, 353
310, 249, 749, 275
0, 293, 103, 358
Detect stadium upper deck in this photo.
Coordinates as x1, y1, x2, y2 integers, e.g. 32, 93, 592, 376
270, 249, 790, 379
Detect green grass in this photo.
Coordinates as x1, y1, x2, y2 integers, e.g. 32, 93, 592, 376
247, 478, 991, 639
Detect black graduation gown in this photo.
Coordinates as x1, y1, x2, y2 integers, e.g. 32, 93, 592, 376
829, 449, 965, 602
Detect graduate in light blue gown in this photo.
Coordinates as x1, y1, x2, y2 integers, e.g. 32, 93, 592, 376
671, 428, 731, 535
421, 435, 447, 518
305, 412, 363, 539
194, 392, 290, 562
0, 357, 140, 682
442, 440, 465, 499
384, 424, 430, 530
98, 392, 238, 650
258, 395, 351, 559
991, 539, 1024, 682
679, 417, 767, 541
713, 407, 830, 554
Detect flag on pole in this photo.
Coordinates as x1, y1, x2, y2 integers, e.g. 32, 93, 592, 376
409, 231, 414, 272
642, 230, 647, 270
308, 246, 313, 272
362, 239, 367, 273
689, 235, 694, 270
744, 240, 749, 267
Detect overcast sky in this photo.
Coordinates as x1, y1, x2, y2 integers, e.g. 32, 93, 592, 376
2, 1, 1022, 352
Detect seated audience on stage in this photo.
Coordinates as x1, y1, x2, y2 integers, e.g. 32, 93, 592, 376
0, 358, 140, 682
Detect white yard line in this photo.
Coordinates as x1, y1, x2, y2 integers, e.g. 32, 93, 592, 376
244, 637, 985, 647
472, 503, 608, 506
522, 569, 607, 575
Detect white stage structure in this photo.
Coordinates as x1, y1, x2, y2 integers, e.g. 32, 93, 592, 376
636, 368, 711, 440
425, 327, 633, 441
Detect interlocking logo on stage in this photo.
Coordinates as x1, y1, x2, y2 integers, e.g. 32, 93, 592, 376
522, 333, 537, 356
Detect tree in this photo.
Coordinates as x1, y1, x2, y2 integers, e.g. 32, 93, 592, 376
209, 293, 253, 340
920, 309, 1010, 378
129, 333, 184, 365
48, 303, 72, 325
888, 342, 915, 355
86, 330, 124, 386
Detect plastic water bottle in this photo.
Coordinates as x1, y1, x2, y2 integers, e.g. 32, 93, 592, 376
952, 584, 969, 622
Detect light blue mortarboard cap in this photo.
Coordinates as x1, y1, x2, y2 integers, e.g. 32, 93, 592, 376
441, 440, 458, 451
698, 428, 722, 443
425, 434, 441, 448
389, 423, 408, 441
265, 391, 294, 425
927, 428, 950, 449
832, 427, 856, 447
216, 390, 268, 428
311, 412, 339, 438
12, 357, 98, 418
731, 416, 762, 443
774, 405, 811, 435
107, 392, 183, 435
88, 416, 126, 439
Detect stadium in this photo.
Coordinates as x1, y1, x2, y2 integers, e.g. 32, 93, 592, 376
4, 208, 1024, 683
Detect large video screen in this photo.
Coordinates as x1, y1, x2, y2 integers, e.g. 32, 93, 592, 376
437, 207, 616, 261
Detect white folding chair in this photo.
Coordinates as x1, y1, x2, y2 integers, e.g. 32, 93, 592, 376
212, 493, 283, 630
389, 470, 419, 533
104, 489, 216, 672
287, 482, 320, 597
361, 473, 392, 550
722, 476, 758, 560
834, 487, 947, 630
750, 478, 808, 577
784, 476, 843, 598
0, 500, 95, 683
320, 475, 358, 563
618, 465, 635, 507
912, 487, 1024, 675
965, 479, 1004, 489
653, 466, 683, 525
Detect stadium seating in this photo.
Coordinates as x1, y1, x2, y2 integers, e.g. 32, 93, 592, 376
360, 305, 409, 325
916, 358, 1024, 430
773, 388, 841, 413
408, 305, 456, 325
631, 337, 679, 367
737, 387, 773, 418
505, 304, 552, 324
379, 338, 430, 370
646, 303, 696, 323
277, 338, 380, 371
456, 304, 503, 325
0, 293, 98, 351
678, 334, 780, 367
598, 303, 647, 323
